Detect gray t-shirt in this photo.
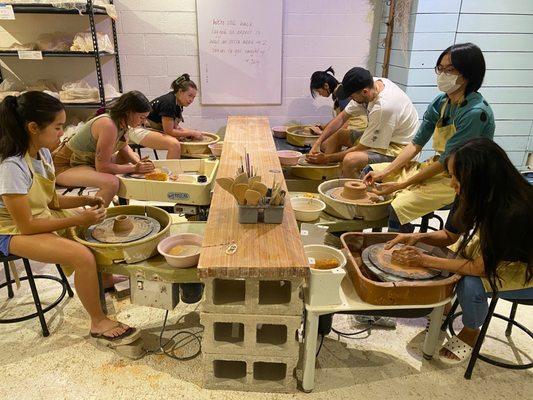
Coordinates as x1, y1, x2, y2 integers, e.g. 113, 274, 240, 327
0, 149, 54, 208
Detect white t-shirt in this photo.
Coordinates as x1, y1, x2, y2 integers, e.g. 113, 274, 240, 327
0, 149, 53, 208
344, 78, 419, 151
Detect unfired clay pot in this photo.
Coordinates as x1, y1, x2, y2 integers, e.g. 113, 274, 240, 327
112, 215, 134, 234
342, 181, 367, 200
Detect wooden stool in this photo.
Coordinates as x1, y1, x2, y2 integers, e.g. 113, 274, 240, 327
1, 255, 74, 337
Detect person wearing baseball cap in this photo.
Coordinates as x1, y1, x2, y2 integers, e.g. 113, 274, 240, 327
306, 67, 419, 178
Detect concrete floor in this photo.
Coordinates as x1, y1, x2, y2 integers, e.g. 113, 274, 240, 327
0, 259, 531, 400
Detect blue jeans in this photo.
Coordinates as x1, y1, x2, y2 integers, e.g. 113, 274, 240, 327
456, 276, 533, 329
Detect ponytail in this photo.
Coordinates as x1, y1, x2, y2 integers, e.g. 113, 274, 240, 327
171, 73, 197, 93
310, 66, 339, 98
0, 91, 64, 161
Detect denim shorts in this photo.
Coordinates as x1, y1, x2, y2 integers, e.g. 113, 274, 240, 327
0, 234, 12, 256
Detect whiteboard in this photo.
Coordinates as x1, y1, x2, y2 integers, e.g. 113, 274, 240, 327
196, 0, 283, 105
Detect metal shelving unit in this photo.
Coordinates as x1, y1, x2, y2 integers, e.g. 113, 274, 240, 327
0, 0, 123, 108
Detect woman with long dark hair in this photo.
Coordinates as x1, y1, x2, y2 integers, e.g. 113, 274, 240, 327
53, 91, 155, 206
309, 67, 367, 157
127, 74, 203, 159
0, 92, 138, 344
364, 43, 495, 232
387, 138, 532, 364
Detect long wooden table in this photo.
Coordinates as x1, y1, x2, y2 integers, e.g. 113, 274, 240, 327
198, 116, 308, 279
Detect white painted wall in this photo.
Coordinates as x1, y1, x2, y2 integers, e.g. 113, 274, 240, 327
376, 0, 533, 167
114, 0, 380, 133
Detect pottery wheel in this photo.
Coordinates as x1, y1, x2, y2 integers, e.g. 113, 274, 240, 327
85, 215, 161, 244
361, 246, 403, 282
367, 243, 440, 280
297, 157, 339, 167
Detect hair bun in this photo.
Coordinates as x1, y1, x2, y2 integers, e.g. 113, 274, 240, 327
325, 66, 335, 75
3, 95, 18, 108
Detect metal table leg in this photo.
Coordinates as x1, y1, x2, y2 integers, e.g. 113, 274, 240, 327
423, 305, 445, 359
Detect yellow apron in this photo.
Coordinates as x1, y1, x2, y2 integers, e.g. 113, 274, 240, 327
0, 151, 74, 273
372, 100, 456, 224
449, 232, 533, 292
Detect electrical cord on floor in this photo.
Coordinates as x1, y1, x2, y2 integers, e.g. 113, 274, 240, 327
158, 309, 203, 361
316, 324, 372, 357
331, 326, 371, 338
143, 305, 203, 361
316, 334, 324, 357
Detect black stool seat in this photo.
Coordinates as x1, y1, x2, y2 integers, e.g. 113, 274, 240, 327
130, 143, 159, 160
1, 255, 74, 337
414, 203, 453, 233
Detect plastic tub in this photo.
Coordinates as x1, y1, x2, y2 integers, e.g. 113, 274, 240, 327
208, 141, 224, 157
290, 197, 325, 222
272, 125, 288, 138
277, 150, 302, 166
157, 233, 203, 268
304, 244, 347, 306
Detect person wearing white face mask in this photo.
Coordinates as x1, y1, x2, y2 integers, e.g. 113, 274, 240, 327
363, 43, 495, 232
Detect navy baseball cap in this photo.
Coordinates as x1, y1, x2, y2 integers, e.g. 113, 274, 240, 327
335, 67, 374, 100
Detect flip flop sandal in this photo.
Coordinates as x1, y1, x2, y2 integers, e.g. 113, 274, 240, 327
90, 323, 140, 346
438, 335, 473, 365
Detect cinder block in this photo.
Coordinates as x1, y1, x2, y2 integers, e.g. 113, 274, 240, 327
201, 312, 301, 357
201, 277, 304, 316
202, 353, 298, 393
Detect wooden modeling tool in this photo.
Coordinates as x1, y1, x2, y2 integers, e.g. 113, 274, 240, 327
216, 177, 234, 193
245, 190, 261, 206
251, 181, 268, 197
234, 172, 248, 185
233, 183, 249, 205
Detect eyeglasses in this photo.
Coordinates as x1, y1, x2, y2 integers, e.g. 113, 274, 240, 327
435, 64, 458, 75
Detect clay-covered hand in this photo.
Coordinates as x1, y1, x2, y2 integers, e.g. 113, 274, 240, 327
189, 130, 204, 140
391, 246, 424, 268
305, 152, 329, 165
384, 233, 421, 250
309, 141, 321, 155
134, 159, 155, 174
84, 196, 105, 209
309, 125, 322, 135
363, 170, 385, 186
77, 205, 106, 226
370, 181, 404, 196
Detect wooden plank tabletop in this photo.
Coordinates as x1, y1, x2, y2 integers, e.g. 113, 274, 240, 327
198, 116, 308, 279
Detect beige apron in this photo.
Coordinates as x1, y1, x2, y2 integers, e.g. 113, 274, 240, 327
449, 232, 532, 292
372, 100, 457, 224
0, 151, 75, 274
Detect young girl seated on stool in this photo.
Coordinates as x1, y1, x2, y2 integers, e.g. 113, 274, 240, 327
0, 92, 137, 343
53, 91, 155, 207
387, 138, 532, 364
127, 74, 204, 159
